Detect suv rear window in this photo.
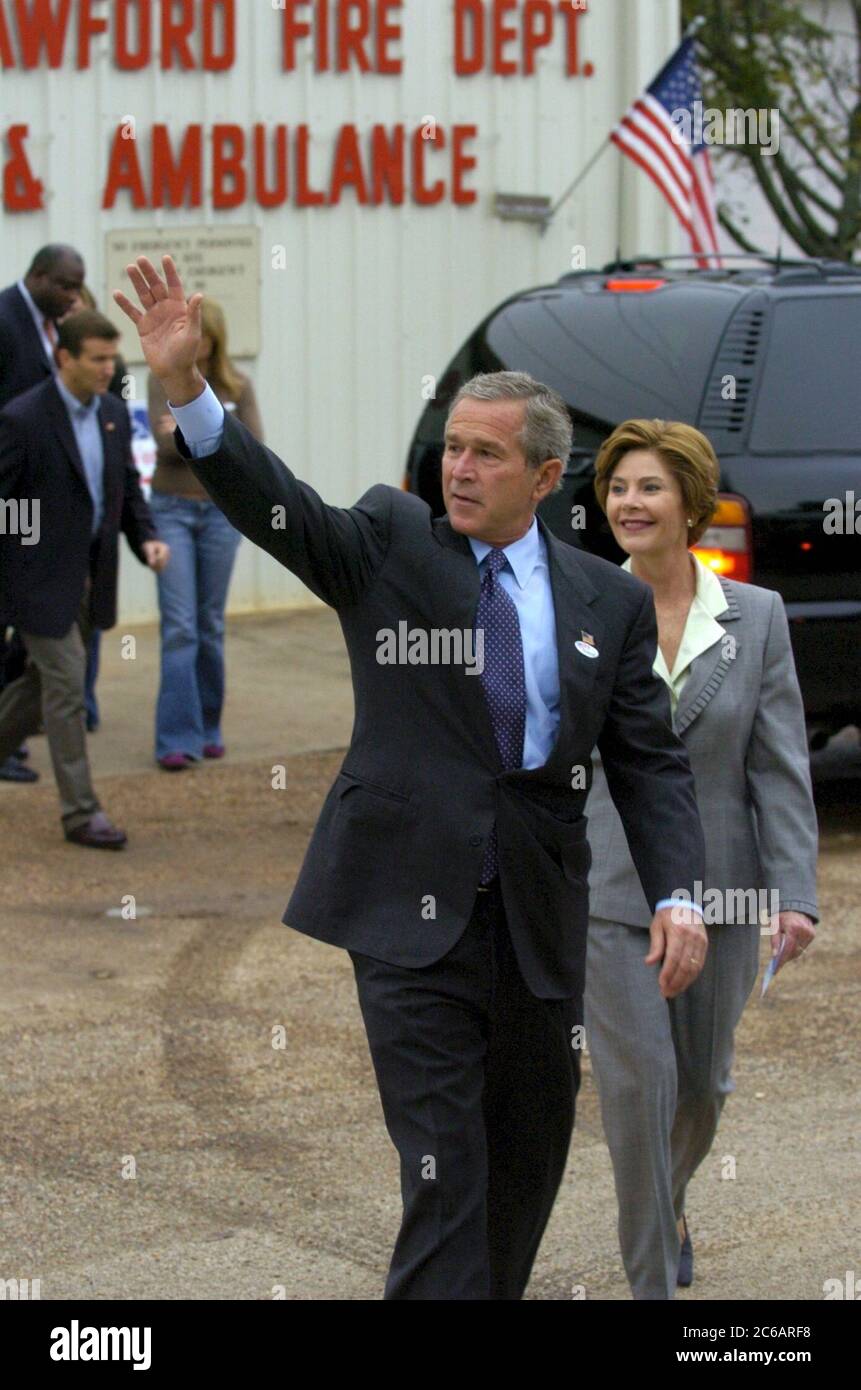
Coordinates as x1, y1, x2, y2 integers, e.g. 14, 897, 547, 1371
750, 296, 861, 453
485, 284, 734, 431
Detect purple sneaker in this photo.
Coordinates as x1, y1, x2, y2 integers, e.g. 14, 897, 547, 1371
202, 744, 225, 759
158, 753, 194, 771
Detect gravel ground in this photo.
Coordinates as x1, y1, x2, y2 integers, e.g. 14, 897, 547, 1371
1, 608, 858, 1300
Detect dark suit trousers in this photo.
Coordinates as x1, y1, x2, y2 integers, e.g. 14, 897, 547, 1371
0, 585, 99, 830
350, 879, 581, 1300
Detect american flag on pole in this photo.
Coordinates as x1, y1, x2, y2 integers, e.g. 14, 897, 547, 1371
611, 36, 722, 267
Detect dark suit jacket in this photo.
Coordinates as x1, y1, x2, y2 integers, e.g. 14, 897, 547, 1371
0, 283, 56, 409
0, 377, 157, 637
177, 414, 706, 999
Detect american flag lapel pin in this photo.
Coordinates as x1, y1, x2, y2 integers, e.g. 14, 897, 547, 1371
105, 422, 116, 432
575, 630, 599, 659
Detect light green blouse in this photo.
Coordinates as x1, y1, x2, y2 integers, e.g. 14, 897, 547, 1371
622, 555, 728, 713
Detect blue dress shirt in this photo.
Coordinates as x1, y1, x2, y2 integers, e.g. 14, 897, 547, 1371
55, 375, 105, 536
55, 376, 104, 536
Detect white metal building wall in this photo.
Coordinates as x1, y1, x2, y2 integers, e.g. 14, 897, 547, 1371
1, 0, 682, 623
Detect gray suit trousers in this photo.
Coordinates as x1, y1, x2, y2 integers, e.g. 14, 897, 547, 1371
0, 586, 100, 831
584, 915, 760, 1299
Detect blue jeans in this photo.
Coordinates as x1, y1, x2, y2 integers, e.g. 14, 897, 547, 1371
148, 492, 242, 760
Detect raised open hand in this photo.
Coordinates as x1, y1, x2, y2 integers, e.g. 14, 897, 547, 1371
113, 255, 202, 385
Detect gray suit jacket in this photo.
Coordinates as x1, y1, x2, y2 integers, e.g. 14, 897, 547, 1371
585, 576, 818, 928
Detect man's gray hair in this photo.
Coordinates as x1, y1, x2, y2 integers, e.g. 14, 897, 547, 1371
445, 371, 572, 491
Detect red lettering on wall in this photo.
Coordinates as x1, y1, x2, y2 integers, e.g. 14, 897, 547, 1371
522, 0, 553, 76
296, 125, 325, 206
97, 121, 483, 211
114, 0, 150, 70
376, 0, 401, 74
102, 124, 148, 208
558, 0, 587, 77
336, 0, 371, 74
412, 125, 445, 206
161, 0, 195, 70
370, 123, 404, 204
316, 0, 329, 69
0, 2, 14, 65
282, 0, 400, 73
255, 124, 288, 208
152, 123, 202, 206
3, 124, 43, 209
212, 123, 246, 207
492, 0, 518, 75
454, 0, 483, 75
13, 0, 71, 68
281, 0, 312, 73
202, 0, 234, 71
330, 123, 368, 204
451, 124, 477, 204
76, 0, 107, 68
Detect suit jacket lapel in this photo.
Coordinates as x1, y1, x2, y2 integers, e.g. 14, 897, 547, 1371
97, 404, 121, 524
675, 577, 740, 735
13, 286, 55, 373
45, 379, 88, 489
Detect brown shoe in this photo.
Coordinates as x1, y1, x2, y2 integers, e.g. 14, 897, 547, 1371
65, 811, 127, 850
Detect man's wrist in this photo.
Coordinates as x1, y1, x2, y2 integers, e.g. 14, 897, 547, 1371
656, 897, 704, 919
163, 367, 206, 407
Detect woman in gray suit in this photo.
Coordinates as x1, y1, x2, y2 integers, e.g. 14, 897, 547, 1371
583, 419, 818, 1300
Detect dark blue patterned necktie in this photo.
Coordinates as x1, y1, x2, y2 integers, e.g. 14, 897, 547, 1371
476, 548, 527, 883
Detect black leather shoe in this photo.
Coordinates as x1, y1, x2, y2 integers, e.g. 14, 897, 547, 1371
0, 755, 39, 783
677, 1215, 693, 1287
65, 812, 127, 849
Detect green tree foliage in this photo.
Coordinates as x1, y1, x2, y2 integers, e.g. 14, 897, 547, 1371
683, 0, 861, 258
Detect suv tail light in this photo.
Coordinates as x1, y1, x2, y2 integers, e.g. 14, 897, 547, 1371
692, 494, 753, 582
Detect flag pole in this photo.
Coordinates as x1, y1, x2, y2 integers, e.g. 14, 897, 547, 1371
539, 136, 612, 235
539, 14, 708, 237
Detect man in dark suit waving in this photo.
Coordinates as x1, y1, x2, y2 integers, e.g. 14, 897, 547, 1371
116, 256, 708, 1300
0, 309, 169, 847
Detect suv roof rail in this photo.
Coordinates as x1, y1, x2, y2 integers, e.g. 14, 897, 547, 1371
772, 258, 861, 281
557, 254, 861, 284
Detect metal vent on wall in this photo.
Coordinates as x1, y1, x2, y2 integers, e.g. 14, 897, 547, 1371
699, 302, 766, 440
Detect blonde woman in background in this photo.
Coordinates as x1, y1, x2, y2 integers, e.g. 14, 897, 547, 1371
147, 298, 263, 769
583, 420, 818, 1299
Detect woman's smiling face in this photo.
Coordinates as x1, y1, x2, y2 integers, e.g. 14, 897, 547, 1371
605, 449, 689, 558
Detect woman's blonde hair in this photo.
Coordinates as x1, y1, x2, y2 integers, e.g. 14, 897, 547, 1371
593, 419, 719, 546
200, 297, 244, 402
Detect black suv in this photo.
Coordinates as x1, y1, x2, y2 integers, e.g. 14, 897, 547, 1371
404, 256, 861, 745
